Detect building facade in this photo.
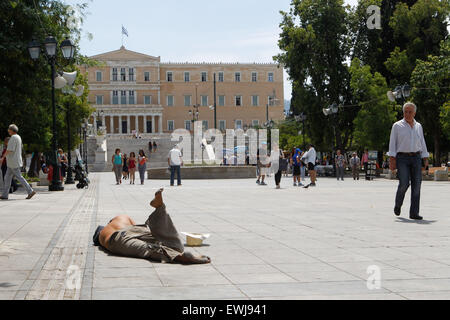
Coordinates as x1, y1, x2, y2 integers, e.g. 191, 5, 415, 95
82, 46, 284, 135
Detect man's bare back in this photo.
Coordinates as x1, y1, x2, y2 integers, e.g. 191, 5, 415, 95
99, 215, 136, 250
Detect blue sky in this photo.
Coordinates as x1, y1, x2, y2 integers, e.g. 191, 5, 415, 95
67, 0, 359, 101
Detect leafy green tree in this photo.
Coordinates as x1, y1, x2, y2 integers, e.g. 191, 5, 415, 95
275, 0, 357, 152
349, 58, 396, 153
384, 0, 449, 84
0, 0, 93, 174
410, 39, 450, 165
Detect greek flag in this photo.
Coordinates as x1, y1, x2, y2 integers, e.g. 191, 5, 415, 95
122, 25, 128, 37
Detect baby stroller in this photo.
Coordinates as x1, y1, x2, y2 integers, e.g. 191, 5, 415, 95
74, 160, 89, 189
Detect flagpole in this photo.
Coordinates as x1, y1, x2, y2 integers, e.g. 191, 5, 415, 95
121, 25, 123, 47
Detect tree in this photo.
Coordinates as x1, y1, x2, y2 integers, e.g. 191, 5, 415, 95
349, 58, 396, 153
275, 0, 357, 152
410, 39, 450, 165
0, 0, 93, 175
384, 0, 449, 84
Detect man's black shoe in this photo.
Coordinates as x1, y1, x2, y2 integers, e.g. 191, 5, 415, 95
410, 215, 423, 220
394, 207, 401, 216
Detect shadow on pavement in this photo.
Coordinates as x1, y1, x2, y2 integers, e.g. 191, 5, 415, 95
395, 217, 437, 225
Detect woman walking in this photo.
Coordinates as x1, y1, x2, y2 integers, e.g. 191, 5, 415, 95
274, 145, 287, 189
153, 141, 157, 153
137, 149, 148, 185
122, 153, 129, 180
112, 148, 123, 185
335, 149, 346, 181
128, 152, 137, 184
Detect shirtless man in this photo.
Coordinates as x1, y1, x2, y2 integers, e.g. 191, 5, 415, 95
94, 188, 210, 264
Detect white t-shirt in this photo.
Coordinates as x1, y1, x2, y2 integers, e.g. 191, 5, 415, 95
302, 147, 316, 165
168, 148, 182, 166
6, 134, 23, 168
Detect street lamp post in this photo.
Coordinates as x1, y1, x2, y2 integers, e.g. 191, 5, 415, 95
28, 36, 75, 191
323, 103, 339, 151
213, 73, 217, 129
387, 84, 411, 105
295, 113, 307, 150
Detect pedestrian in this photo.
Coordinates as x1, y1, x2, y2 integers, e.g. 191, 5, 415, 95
0, 124, 36, 200
257, 145, 270, 186
388, 102, 428, 220
301, 144, 317, 186
122, 153, 129, 180
1, 137, 18, 193
57, 148, 68, 180
153, 141, 157, 153
335, 149, 346, 181
168, 145, 183, 186
274, 145, 287, 189
361, 149, 369, 180
111, 148, 123, 185
128, 152, 136, 184
300, 151, 306, 183
137, 149, 148, 185
291, 148, 302, 186
350, 152, 360, 180
149, 141, 153, 153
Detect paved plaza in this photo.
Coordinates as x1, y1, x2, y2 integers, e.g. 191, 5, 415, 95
0, 173, 449, 300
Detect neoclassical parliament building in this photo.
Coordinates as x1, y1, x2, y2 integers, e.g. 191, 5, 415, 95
82, 46, 284, 135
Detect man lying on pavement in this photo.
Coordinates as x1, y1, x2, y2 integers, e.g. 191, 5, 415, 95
93, 188, 211, 264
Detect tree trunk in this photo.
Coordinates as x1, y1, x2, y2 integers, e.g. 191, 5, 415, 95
434, 132, 440, 167
27, 151, 39, 177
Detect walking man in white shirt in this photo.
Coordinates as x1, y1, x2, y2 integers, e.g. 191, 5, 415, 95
0, 124, 36, 200
302, 144, 317, 187
388, 102, 428, 220
168, 145, 183, 186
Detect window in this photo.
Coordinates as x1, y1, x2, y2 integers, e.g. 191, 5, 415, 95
218, 72, 224, 82
235, 120, 243, 129
120, 68, 126, 81
144, 71, 150, 81
128, 91, 135, 104
112, 91, 119, 104
112, 68, 118, 81
268, 72, 274, 82
167, 72, 173, 82
96, 95, 103, 105
202, 120, 208, 131
184, 95, 191, 107
120, 90, 127, 104
167, 95, 174, 106
219, 120, 226, 131
168, 120, 174, 131
201, 72, 207, 82
252, 95, 259, 106
235, 72, 241, 82
184, 72, 190, 82
201, 95, 208, 107
96, 71, 102, 82
218, 95, 225, 106
144, 95, 151, 105
252, 72, 257, 82
185, 120, 191, 131
235, 95, 242, 106
252, 120, 259, 127
128, 68, 134, 81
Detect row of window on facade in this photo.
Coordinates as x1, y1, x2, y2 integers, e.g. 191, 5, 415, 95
107, 119, 257, 134
96, 69, 275, 83
96, 92, 277, 107
167, 119, 260, 132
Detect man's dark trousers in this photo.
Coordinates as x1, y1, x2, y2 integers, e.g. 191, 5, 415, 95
170, 165, 181, 186
395, 153, 422, 217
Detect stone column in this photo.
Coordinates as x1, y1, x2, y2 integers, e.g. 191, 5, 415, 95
93, 114, 97, 129
152, 115, 155, 134
127, 115, 131, 134
144, 115, 147, 134
158, 115, 162, 134
110, 115, 114, 134
135, 114, 139, 133
119, 115, 123, 134
102, 115, 106, 129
